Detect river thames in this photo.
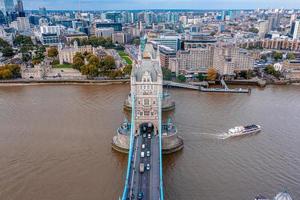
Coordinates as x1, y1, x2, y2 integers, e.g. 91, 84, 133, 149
0, 84, 299, 200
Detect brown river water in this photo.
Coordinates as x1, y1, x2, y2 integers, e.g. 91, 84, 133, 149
0, 84, 299, 200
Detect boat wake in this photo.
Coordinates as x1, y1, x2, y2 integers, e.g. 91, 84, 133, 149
190, 132, 229, 139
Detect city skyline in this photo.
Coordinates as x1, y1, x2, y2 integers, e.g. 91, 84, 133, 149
23, 0, 300, 10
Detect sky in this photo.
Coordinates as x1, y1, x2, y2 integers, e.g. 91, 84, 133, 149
23, 0, 300, 10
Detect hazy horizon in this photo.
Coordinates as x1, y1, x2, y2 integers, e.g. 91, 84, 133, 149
23, 0, 300, 11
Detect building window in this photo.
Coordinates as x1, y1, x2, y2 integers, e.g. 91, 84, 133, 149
144, 111, 150, 116
144, 99, 149, 106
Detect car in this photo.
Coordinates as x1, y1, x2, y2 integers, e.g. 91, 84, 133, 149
138, 192, 144, 199
146, 151, 150, 157
143, 134, 146, 138
146, 163, 150, 170
141, 151, 145, 158
147, 134, 151, 139
142, 144, 145, 149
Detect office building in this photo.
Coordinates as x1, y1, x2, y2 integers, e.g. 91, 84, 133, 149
153, 36, 180, 51
258, 20, 270, 39
10, 17, 30, 32
213, 46, 254, 76
112, 32, 125, 44
95, 22, 122, 32
0, 0, 14, 14
95, 27, 114, 39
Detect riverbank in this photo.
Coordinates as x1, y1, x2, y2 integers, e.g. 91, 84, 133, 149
0, 79, 130, 86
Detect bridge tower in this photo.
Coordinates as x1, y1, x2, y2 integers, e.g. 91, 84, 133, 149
120, 44, 164, 200
130, 45, 163, 135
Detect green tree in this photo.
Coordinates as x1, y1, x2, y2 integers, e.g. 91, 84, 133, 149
88, 55, 100, 66
22, 53, 31, 62
197, 73, 206, 81
176, 74, 186, 82
101, 55, 116, 72
248, 27, 259, 33
273, 51, 283, 61
240, 70, 253, 79
73, 53, 85, 70
132, 38, 140, 46
162, 67, 172, 80
81, 64, 99, 78
287, 53, 296, 60
123, 64, 132, 75
2, 46, 14, 57
47, 47, 58, 58
265, 65, 281, 78
14, 35, 33, 46
109, 69, 123, 79
0, 38, 10, 49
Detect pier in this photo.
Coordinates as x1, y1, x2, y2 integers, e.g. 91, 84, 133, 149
163, 80, 251, 94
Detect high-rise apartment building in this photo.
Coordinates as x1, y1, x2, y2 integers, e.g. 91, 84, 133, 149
292, 20, 300, 40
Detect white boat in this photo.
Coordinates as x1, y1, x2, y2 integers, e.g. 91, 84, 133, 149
226, 124, 261, 138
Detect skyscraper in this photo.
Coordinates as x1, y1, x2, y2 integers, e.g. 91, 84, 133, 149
16, 0, 25, 17
292, 20, 300, 40
0, 0, 14, 14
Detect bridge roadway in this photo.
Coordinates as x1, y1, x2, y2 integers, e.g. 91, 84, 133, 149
126, 129, 160, 200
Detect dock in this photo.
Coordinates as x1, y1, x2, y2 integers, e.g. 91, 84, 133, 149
164, 80, 251, 94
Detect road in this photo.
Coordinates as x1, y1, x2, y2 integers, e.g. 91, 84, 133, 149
126, 126, 160, 200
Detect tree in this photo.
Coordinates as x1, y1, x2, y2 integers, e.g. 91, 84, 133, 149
109, 69, 123, 79
239, 70, 253, 79
32, 59, 41, 65
197, 73, 206, 81
265, 65, 281, 78
88, 55, 100, 66
2, 46, 14, 57
123, 64, 132, 75
248, 27, 259, 33
162, 67, 172, 81
73, 53, 85, 70
22, 53, 31, 62
101, 55, 116, 71
273, 51, 283, 61
47, 47, 58, 58
207, 67, 217, 81
287, 53, 296, 60
14, 35, 33, 46
81, 64, 99, 78
0, 38, 10, 50
132, 38, 140, 46
0, 64, 21, 79
176, 74, 186, 82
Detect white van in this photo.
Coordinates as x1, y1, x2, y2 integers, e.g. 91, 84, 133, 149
141, 152, 145, 158
142, 144, 145, 149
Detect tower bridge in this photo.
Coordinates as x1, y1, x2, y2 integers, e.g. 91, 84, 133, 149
120, 46, 164, 200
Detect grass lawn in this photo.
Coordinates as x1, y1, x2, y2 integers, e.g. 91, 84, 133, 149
53, 63, 74, 68
118, 51, 133, 65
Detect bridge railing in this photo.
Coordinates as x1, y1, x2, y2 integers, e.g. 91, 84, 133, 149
158, 93, 164, 200
121, 93, 135, 200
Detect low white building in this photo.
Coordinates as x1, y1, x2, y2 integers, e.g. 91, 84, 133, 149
95, 27, 114, 39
